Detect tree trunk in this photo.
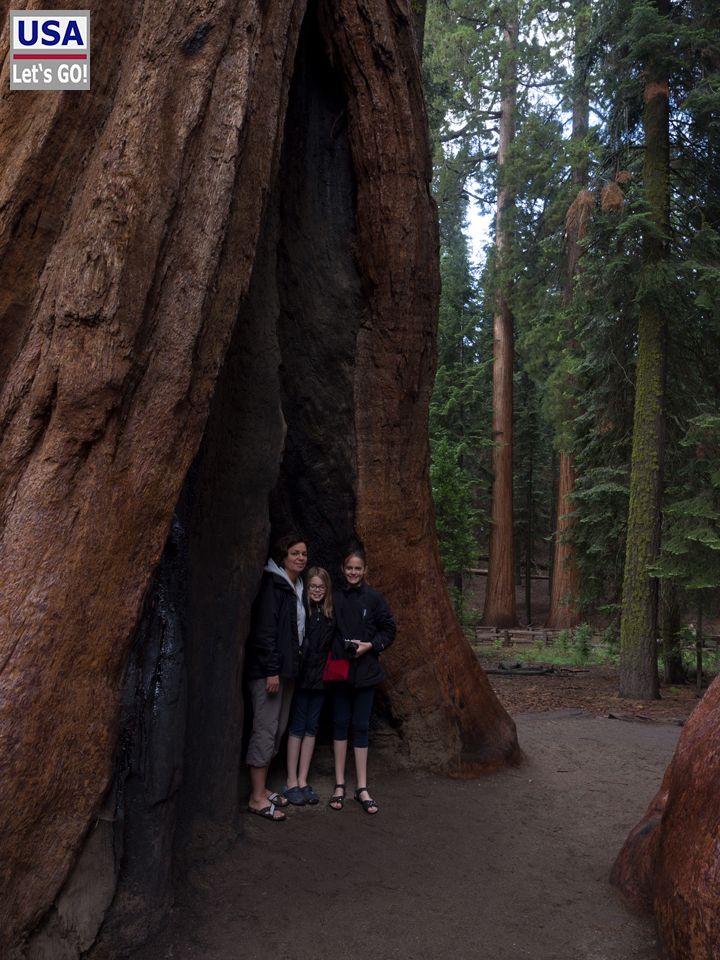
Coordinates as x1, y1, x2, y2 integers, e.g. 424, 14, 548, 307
547, 453, 582, 628
524, 382, 534, 625
618, 4, 670, 700
610, 8, 720, 947
0, 3, 309, 950
0, 1, 519, 952
546, 0, 589, 631
318, 0, 519, 773
482, 5, 518, 628
410, 0, 428, 61
611, 670, 720, 957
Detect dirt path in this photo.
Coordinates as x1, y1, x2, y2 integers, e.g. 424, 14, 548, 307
130, 711, 678, 960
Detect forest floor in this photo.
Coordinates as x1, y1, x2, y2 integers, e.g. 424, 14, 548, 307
479, 651, 702, 724
129, 660, 701, 960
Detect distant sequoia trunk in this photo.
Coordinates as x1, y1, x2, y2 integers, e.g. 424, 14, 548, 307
545, 1, 589, 632
0, 1, 519, 956
481, 3, 518, 629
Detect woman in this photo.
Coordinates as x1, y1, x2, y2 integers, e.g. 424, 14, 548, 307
245, 533, 308, 821
283, 567, 335, 806
329, 548, 396, 815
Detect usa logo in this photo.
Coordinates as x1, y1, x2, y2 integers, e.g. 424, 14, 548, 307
10, 10, 90, 91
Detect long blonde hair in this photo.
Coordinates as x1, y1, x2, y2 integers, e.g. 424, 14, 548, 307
306, 566, 333, 618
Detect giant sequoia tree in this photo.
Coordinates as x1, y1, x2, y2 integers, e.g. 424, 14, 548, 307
611, 671, 720, 957
482, 1, 519, 627
0, 1, 520, 955
545, 0, 590, 631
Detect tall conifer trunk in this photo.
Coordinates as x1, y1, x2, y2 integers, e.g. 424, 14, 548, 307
410, 0, 428, 60
482, 4, 518, 628
618, 0, 670, 699
546, 1, 589, 630
547, 454, 581, 626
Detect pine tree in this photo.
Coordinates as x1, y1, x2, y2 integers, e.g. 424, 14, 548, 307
651, 414, 720, 643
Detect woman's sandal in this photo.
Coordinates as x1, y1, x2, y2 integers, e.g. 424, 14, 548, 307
354, 787, 379, 815
247, 803, 286, 822
328, 784, 346, 810
267, 791, 289, 808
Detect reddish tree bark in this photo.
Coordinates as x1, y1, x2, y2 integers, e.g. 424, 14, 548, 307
546, 3, 589, 631
482, 6, 518, 628
611, 674, 720, 958
547, 453, 582, 628
0, 2, 309, 949
318, 0, 518, 773
0, 0, 519, 951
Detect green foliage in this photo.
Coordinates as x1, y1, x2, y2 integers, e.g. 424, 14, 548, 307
602, 622, 620, 652
449, 585, 483, 637
557, 628, 571, 655
651, 415, 720, 599
424, 0, 720, 633
430, 436, 482, 579
475, 627, 624, 668
513, 371, 554, 578
428, 166, 490, 582
572, 622, 593, 663
548, 623, 594, 664
563, 0, 720, 622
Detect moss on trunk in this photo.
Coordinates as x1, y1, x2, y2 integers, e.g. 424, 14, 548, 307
618, 29, 670, 700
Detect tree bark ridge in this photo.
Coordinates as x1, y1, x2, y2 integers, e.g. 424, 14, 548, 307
0, 1, 308, 946
318, 0, 520, 770
0, 1, 520, 951
612, 673, 720, 958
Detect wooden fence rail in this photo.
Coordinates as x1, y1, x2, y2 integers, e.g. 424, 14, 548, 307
472, 626, 720, 649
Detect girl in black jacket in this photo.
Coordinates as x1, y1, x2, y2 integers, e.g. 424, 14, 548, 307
328, 548, 396, 815
283, 567, 335, 806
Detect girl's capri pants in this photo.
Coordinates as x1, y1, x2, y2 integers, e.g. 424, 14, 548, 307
332, 684, 375, 748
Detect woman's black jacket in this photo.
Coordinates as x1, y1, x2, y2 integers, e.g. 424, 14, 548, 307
331, 581, 396, 688
298, 604, 335, 691
245, 570, 301, 681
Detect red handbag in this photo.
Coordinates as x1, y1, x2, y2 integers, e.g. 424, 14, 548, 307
322, 651, 350, 682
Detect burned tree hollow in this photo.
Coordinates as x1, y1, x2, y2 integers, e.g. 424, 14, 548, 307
0, 2, 519, 956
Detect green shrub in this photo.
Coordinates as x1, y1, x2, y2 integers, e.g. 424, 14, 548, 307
602, 622, 619, 651
572, 622, 593, 665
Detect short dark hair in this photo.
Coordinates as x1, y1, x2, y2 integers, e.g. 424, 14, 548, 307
271, 531, 307, 565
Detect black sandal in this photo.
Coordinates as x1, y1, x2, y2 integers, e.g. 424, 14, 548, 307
354, 787, 379, 815
329, 784, 346, 810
